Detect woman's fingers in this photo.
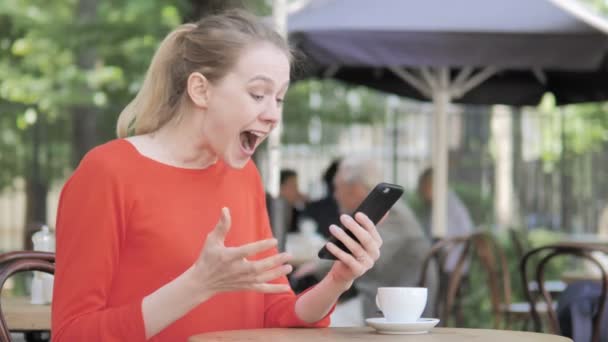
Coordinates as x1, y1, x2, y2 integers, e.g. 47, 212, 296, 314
226, 238, 278, 261
252, 264, 293, 283
339, 214, 380, 261
250, 283, 292, 293
354, 212, 382, 246
195, 207, 296, 294
329, 224, 368, 261
249, 252, 292, 273
208, 207, 232, 243
325, 242, 365, 275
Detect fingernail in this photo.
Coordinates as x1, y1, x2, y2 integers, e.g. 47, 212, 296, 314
222, 207, 230, 220
329, 225, 342, 233
341, 214, 354, 223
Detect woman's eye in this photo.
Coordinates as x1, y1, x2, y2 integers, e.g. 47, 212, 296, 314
276, 98, 284, 106
250, 94, 264, 101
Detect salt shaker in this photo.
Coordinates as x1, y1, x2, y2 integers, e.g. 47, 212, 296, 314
31, 225, 55, 304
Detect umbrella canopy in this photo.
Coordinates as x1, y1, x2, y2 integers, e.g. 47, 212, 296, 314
287, 0, 608, 236
289, 0, 608, 105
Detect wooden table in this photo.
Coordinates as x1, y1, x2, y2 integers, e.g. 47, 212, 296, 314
189, 327, 572, 341
561, 234, 608, 247
1, 296, 51, 331
561, 271, 602, 284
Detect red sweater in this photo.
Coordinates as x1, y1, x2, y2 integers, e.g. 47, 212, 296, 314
51, 139, 331, 341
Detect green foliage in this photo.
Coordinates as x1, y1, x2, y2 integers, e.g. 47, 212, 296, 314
0, 0, 188, 188
537, 93, 608, 171
578, 0, 608, 14
282, 79, 391, 144
0, 0, 389, 186
452, 182, 494, 226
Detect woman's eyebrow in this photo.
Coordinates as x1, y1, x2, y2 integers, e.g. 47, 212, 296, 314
248, 75, 274, 85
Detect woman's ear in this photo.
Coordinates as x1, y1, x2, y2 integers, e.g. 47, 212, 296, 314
187, 72, 210, 109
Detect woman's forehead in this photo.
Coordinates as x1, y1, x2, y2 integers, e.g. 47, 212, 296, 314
230, 43, 290, 86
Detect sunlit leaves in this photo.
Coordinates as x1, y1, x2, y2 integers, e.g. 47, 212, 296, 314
0, 0, 187, 188
161, 5, 181, 27
537, 93, 608, 171
11, 38, 30, 56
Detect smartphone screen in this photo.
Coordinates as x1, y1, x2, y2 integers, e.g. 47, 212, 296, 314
318, 182, 404, 260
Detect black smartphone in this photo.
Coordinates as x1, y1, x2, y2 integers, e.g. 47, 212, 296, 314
318, 182, 404, 260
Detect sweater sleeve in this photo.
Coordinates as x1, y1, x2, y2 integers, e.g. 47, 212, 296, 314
248, 163, 333, 328
51, 150, 146, 342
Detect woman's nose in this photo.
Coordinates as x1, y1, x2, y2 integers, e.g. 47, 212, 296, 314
260, 102, 281, 125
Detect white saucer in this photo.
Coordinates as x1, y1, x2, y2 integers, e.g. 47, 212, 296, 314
365, 317, 440, 335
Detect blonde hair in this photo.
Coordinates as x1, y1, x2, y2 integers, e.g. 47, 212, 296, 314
116, 9, 292, 138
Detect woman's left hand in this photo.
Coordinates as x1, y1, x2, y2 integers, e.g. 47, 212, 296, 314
325, 212, 382, 288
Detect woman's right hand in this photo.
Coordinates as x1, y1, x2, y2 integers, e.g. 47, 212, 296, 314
192, 207, 293, 296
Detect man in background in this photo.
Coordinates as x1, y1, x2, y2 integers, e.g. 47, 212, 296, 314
332, 157, 437, 323
303, 159, 342, 238
279, 169, 309, 233
417, 168, 474, 272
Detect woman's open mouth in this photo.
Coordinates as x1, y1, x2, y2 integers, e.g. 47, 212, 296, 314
239, 130, 265, 155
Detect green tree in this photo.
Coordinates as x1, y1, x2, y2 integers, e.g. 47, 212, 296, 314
578, 0, 608, 14
0, 0, 185, 246
282, 79, 390, 144
0, 0, 272, 247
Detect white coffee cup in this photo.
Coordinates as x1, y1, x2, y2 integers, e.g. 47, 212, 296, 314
375, 287, 427, 323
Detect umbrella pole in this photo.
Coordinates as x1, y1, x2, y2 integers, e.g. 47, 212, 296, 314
269, 0, 287, 251
431, 67, 451, 238
390, 66, 498, 238
388, 66, 450, 237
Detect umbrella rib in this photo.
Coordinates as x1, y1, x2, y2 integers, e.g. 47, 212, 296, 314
421, 67, 438, 91
323, 65, 340, 78
452, 67, 475, 90
532, 68, 548, 85
452, 66, 500, 99
388, 66, 432, 98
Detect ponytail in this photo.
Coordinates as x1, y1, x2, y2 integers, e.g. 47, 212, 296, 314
116, 24, 195, 138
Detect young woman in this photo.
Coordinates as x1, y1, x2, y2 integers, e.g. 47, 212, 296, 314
51, 10, 382, 341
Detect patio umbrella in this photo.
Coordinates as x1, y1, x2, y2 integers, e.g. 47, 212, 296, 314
288, 0, 608, 236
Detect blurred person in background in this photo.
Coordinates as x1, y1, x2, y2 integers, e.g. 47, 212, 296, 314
289, 159, 344, 294
417, 168, 474, 272
303, 159, 342, 238
280, 169, 309, 233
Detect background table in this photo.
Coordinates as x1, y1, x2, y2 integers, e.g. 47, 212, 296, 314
1, 296, 51, 331
562, 270, 602, 284
189, 327, 572, 341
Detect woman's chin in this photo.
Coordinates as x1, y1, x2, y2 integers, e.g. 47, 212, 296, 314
224, 152, 251, 169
